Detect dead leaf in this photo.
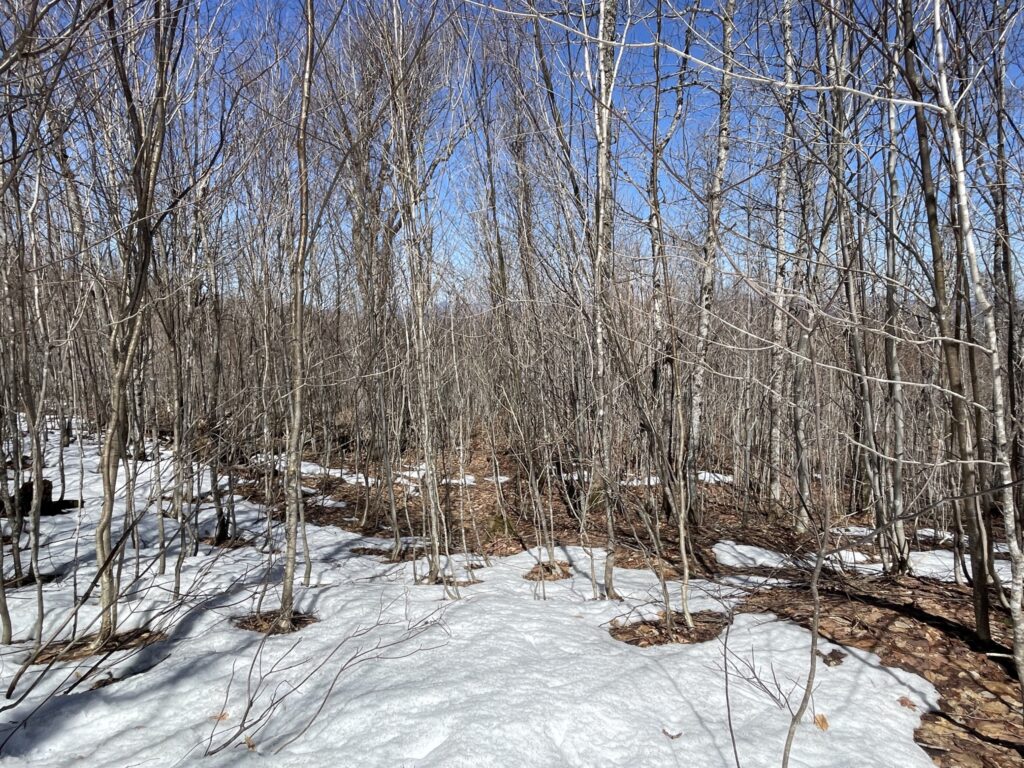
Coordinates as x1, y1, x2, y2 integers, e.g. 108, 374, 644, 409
210, 711, 229, 722
898, 696, 917, 711
244, 734, 256, 751
816, 648, 847, 667
662, 728, 682, 740
814, 713, 830, 731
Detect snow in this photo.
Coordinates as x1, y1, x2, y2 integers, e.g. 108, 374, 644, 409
855, 549, 1014, 584
911, 527, 1006, 554
296, 460, 495, 490
714, 540, 873, 574
559, 470, 732, 487
0, 439, 939, 767
714, 541, 793, 570
439, 474, 475, 486
917, 528, 954, 548
317, 498, 348, 509
297, 460, 377, 486
715, 535, 1010, 585
619, 475, 661, 487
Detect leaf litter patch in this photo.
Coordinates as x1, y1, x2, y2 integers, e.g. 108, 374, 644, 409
613, 546, 680, 577
232, 611, 319, 635
523, 560, 571, 581
610, 611, 729, 647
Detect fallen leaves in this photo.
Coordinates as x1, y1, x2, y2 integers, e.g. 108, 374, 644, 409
609, 612, 729, 647
816, 648, 847, 667
523, 560, 571, 581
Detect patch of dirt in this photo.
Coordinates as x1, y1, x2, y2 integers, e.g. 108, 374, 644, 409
738, 577, 1024, 768
232, 611, 319, 635
34, 628, 167, 665
523, 560, 571, 581
610, 611, 729, 647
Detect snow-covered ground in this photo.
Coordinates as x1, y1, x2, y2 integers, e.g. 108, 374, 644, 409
714, 540, 873, 573
855, 549, 1014, 583
715, 533, 1013, 584
0, 439, 939, 767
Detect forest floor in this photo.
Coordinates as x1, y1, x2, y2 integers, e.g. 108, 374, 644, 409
289, 452, 1024, 768
0, 440, 1018, 766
